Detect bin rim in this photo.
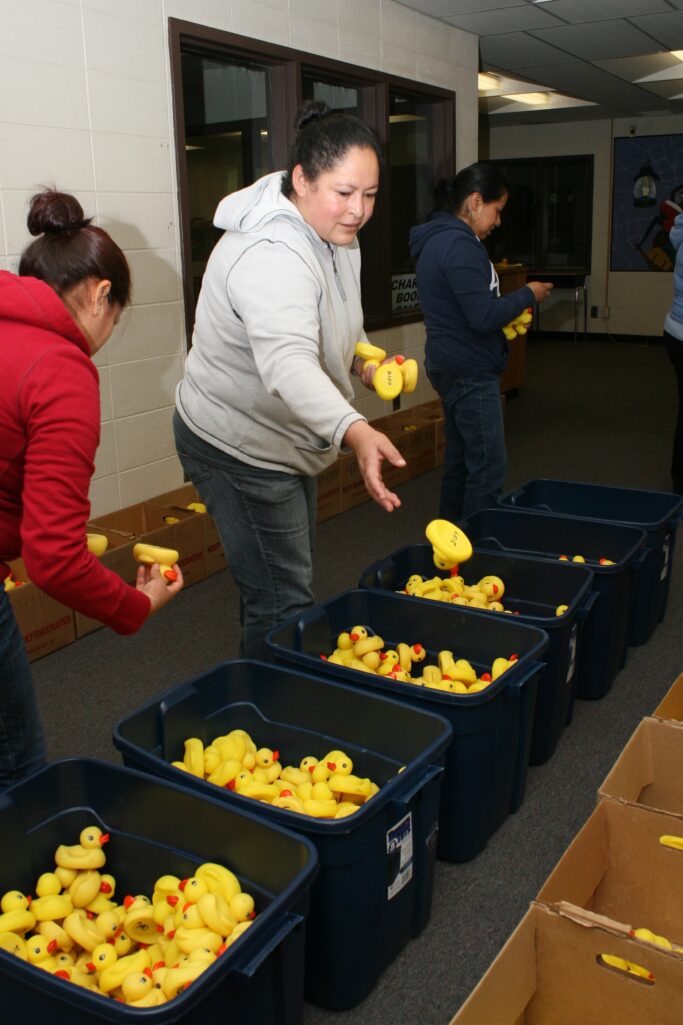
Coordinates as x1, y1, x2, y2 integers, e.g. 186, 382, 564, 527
266, 588, 550, 709
460, 505, 648, 571
500, 478, 683, 531
112, 661, 453, 837
0, 756, 319, 1025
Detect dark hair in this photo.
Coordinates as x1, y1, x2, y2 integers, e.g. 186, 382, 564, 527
432, 162, 509, 216
281, 100, 382, 197
19, 189, 131, 307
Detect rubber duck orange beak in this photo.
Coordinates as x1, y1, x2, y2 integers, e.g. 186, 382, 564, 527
99, 833, 110, 845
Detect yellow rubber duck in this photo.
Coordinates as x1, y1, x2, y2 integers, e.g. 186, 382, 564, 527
63, 908, 105, 952
121, 969, 156, 1004
100, 947, 152, 995
83, 941, 118, 976
54, 825, 110, 870
133, 542, 180, 583
195, 893, 236, 937
122, 895, 157, 943
0, 894, 35, 935
302, 798, 338, 818
195, 863, 242, 903
425, 519, 473, 570
0, 931, 27, 959
31, 893, 74, 922
230, 892, 255, 923
377, 650, 400, 676
85, 532, 109, 556
206, 758, 242, 788
26, 935, 59, 972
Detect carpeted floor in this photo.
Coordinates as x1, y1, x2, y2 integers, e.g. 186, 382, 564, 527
32, 337, 683, 1024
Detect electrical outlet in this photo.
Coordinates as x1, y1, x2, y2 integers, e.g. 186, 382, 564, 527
590, 305, 598, 318
601, 305, 610, 319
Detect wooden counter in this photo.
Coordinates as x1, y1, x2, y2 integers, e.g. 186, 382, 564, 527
496, 263, 528, 395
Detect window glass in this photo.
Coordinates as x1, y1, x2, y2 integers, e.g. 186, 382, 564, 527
181, 53, 272, 305
389, 91, 438, 314
302, 73, 360, 115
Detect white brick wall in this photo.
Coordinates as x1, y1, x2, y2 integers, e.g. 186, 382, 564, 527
0, 0, 476, 514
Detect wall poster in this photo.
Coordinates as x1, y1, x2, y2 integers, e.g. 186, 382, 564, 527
611, 133, 683, 272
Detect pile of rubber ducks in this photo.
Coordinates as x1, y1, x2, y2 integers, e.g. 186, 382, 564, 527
324, 626, 518, 694
399, 571, 508, 612
172, 730, 379, 820
558, 553, 615, 565
0, 826, 256, 1006
502, 307, 533, 341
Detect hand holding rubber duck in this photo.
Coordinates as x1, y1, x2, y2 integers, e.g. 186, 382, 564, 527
132, 544, 184, 616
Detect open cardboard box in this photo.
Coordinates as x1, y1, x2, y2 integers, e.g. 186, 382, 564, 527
598, 716, 683, 817
75, 526, 138, 638
537, 796, 683, 949
379, 410, 436, 479
449, 901, 683, 1025
5, 558, 74, 662
653, 671, 683, 722
90, 501, 206, 587
154, 483, 226, 577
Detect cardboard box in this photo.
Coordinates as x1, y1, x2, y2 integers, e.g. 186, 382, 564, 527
339, 451, 370, 513
382, 411, 436, 479
154, 483, 226, 577
653, 671, 683, 722
316, 459, 342, 523
74, 527, 138, 638
368, 417, 412, 490
90, 501, 206, 587
6, 558, 74, 662
537, 797, 683, 947
598, 716, 683, 816
450, 901, 683, 1025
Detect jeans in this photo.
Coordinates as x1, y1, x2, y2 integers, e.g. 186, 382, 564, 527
0, 586, 46, 788
664, 331, 683, 494
426, 369, 506, 522
174, 411, 317, 660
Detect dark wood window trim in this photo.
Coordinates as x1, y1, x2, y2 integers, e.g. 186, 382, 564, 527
168, 18, 455, 343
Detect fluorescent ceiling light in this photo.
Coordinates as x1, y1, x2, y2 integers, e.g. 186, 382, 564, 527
672, 50, 683, 61
636, 50, 683, 82
478, 72, 501, 91
502, 91, 550, 106
389, 113, 425, 122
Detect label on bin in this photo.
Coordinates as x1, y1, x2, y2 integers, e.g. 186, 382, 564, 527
566, 622, 578, 684
661, 534, 671, 581
387, 813, 413, 900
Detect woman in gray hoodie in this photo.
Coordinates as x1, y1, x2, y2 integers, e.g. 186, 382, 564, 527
174, 101, 404, 659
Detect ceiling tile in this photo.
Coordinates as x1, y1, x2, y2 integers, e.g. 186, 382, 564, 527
443, 5, 566, 33
629, 11, 683, 48
513, 59, 670, 108
594, 53, 683, 83
393, 0, 521, 15
530, 19, 665, 59
533, 0, 672, 24
480, 30, 577, 67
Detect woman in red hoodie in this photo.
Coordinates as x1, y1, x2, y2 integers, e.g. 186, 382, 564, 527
0, 189, 183, 787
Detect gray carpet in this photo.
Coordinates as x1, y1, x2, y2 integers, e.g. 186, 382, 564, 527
32, 337, 683, 1024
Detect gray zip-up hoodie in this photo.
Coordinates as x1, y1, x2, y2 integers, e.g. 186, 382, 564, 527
176, 171, 366, 475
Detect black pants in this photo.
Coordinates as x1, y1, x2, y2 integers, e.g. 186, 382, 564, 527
664, 330, 683, 494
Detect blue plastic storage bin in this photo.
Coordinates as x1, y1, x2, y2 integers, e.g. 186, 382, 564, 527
500, 479, 683, 646
459, 508, 647, 701
266, 589, 548, 864
113, 660, 451, 1011
0, 758, 317, 1025
359, 546, 594, 766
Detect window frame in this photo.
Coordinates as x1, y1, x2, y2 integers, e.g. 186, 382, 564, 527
168, 18, 455, 342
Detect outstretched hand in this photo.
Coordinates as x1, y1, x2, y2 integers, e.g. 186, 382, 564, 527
343, 420, 404, 512
136, 562, 184, 616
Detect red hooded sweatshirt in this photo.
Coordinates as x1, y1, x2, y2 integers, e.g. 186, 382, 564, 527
0, 271, 150, 634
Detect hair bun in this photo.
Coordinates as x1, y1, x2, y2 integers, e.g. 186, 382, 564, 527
294, 100, 331, 133
26, 189, 91, 237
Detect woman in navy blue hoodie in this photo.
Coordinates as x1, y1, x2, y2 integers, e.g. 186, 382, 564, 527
410, 163, 553, 520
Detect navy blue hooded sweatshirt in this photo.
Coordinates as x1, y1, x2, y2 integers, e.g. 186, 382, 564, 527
409, 212, 535, 377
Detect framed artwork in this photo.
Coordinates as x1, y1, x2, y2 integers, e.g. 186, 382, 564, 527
611, 133, 683, 272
